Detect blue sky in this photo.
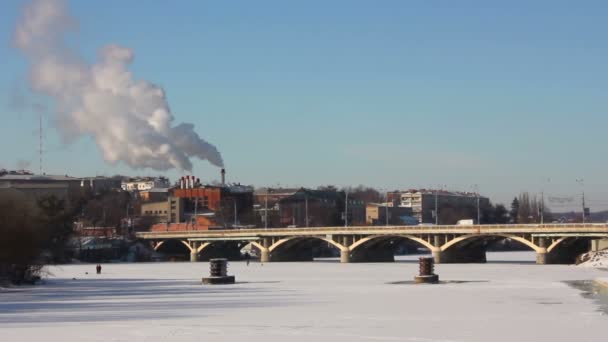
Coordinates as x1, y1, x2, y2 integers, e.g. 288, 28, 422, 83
1, 0, 607, 210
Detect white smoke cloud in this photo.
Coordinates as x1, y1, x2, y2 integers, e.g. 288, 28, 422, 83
14, 0, 224, 171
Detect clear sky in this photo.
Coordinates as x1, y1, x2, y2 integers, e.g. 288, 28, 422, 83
1, 0, 607, 211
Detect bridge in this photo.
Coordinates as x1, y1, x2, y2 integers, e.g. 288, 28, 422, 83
135, 223, 608, 264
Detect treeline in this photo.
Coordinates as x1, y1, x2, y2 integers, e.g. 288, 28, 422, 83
509, 192, 551, 223
0, 190, 74, 284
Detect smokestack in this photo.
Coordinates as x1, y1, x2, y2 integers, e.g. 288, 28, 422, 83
196, 178, 200, 187
221, 168, 226, 185
180, 177, 183, 189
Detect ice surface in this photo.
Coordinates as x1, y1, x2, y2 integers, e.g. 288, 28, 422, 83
1, 251, 607, 342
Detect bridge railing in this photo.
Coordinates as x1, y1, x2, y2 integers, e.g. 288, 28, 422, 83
135, 223, 608, 238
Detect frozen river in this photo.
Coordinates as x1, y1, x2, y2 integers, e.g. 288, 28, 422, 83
1, 251, 607, 342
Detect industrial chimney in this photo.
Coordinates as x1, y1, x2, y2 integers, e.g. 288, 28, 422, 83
221, 168, 226, 185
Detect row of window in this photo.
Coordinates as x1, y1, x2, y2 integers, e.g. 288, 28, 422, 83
144, 210, 168, 215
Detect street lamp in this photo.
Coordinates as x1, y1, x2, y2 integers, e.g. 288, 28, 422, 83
576, 178, 585, 223
473, 184, 480, 225
264, 188, 271, 229
305, 192, 309, 227
385, 192, 390, 226
225, 197, 238, 228
344, 190, 349, 228
540, 178, 550, 225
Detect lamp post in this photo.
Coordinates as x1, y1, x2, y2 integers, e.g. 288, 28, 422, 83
344, 190, 349, 228
234, 199, 238, 227
540, 178, 550, 225
474, 184, 480, 225
434, 189, 438, 225
264, 188, 270, 229
225, 197, 238, 228
305, 192, 309, 227
385, 190, 390, 226
576, 178, 585, 223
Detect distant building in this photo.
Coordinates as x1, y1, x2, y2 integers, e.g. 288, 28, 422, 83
254, 187, 365, 227
365, 203, 413, 225
139, 188, 169, 202
79, 176, 123, 194
121, 177, 170, 192
148, 175, 254, 231
141, 201, 170, 223
388, 189, 490, 224
0, 171, 82, 202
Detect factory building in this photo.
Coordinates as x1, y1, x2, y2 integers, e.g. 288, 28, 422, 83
147, 170, 254, 231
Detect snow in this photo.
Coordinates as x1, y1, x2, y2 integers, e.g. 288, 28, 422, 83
578, 250, 608, 268
1, 251, 607, 342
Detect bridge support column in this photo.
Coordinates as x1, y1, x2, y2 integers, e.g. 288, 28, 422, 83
432, 248, 442, 264
260, 248, 270, 263
340, 249, 350, 263
190, 251, 199, 262
536, 248, 547, 265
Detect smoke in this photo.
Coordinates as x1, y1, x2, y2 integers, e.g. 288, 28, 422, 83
13, 0, 224, 171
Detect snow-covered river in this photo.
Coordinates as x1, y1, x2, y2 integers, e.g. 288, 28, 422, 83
1, 251, 607, 342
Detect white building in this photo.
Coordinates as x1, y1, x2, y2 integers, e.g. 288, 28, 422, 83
121, 177, 170, 192
388, 189, 489, 224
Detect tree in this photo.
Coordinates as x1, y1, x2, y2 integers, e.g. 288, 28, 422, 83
510, 197, 519, 223
37, 195, 74, 262
494, 204, 509, 224
343, 185, 382, 204
0, 191, 74, 284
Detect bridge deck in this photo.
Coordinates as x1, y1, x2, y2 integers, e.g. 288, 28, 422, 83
136, 224, 608, 240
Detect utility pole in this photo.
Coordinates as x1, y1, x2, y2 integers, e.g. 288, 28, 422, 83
264, 188, 269, 229
540, 178, 550, 225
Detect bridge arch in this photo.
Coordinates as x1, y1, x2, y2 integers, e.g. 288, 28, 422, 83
440, 234, 541, 253
547, 237, 567, 253
269, 236, 347, 252
349, 235, 435, 252
153, 239, 193, 252
267, 236, 347, 262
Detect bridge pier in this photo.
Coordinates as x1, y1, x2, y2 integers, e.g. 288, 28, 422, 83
260, 248, 270, 263
432, 249, 442, 264
434, 246, 486, 264
340, 249, 350, 263
190, 251, 199, 262
536, 249, 547, 265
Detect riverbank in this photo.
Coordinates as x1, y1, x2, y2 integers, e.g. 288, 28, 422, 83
578, 250, 608, 267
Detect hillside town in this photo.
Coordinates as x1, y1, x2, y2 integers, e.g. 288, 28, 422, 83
2, 167, 605, 264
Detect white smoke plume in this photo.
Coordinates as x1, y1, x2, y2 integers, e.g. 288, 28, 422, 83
14, 0, 224, 171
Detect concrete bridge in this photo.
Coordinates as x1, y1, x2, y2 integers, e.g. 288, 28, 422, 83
135, 223, 608, 264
